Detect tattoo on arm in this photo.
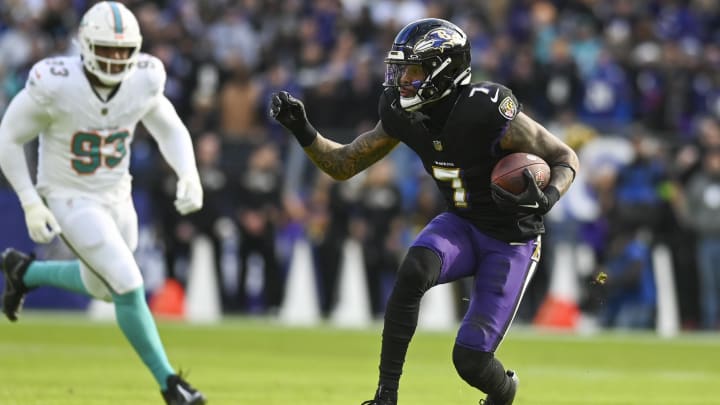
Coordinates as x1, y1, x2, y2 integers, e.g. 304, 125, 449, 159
304, 123, 399, 180
500, 112, 580, 194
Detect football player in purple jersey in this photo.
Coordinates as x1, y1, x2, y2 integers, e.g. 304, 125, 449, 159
270, 18, 579, 405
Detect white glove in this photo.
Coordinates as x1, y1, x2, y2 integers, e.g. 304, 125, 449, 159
23, 202, 62, 244
175, 175, 203, 215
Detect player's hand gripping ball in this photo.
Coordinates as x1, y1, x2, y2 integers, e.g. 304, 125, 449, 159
491, 153, 550, 194
490, 153, 557, 215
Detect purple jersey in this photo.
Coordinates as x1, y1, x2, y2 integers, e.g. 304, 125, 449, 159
379, 82, 544, 243
379, 82, 545, 351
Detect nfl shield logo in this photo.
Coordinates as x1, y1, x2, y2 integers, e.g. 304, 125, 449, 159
433, 140, 443, 151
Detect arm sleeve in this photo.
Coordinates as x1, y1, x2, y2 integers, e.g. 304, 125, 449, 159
141, 95, 199, 179
0, 89, 52, 206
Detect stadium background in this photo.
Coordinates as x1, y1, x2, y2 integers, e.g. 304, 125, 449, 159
2, 0, 720, 333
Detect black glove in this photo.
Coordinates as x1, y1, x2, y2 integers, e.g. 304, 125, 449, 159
269, 91, 318, 147
491, 168, 560, 215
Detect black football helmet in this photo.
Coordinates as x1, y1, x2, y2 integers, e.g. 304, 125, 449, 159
384, 18, 471, 111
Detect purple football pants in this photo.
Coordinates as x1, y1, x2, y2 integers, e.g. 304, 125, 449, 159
412, 212, 541, 352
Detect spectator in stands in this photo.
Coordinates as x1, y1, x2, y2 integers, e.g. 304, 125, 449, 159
311, 173, 364, 318
190, 132, 234, 310
339, 56, 384, 131
609, 129, 670, 236
151, 132, 232, 310
153, 163, 194, 286
578, 49, 633, 133
682, 147, 720, 330
233, 142, 284, 314
595, 226, 656, 329
259, 61, 303, 149
218, 58, 263, 140
538, 38, 584, 120
675, 116, 720, 182
356, 160, 405, 318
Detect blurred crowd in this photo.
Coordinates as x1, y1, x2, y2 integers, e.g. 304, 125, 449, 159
3, 0, 720, 331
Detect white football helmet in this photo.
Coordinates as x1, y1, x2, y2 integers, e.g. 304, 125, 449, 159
78, 1, 142, 86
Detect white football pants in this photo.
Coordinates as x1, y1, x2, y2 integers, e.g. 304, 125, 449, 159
46, 195, 142, 300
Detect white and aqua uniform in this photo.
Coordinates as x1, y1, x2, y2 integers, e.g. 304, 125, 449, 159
0, 2, 207, 394
0, 54, 198, 299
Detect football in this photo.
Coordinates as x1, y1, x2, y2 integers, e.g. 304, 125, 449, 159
491, 153, 551, 194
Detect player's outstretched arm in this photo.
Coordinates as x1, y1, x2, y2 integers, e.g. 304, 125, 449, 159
142, 95, 203, 215
0, 89, 62, 243
305, 121, 399, 180
0, 90, 50, 204
270, 91, 399, 180
499, 111, 579, 195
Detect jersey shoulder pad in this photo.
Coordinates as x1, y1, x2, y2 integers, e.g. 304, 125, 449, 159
25, 56, 77, 105
464, 81, 521, 121
133, 53, 167, 96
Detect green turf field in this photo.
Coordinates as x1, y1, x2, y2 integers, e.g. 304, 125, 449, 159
0, 313, 718, 404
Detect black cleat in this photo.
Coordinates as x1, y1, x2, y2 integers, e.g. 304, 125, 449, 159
479, 370, 519, 405
161, 374, 207, 405
361, 386, 397, 405
361, 399, 396, 405
1, 248, 34, 322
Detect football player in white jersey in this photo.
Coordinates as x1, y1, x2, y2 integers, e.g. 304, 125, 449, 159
0, 2, 206, 404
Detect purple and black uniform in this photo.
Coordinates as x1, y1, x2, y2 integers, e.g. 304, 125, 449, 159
379, 82, 542, 352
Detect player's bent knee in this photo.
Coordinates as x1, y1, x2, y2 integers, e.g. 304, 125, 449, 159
112, 286, 146, 305
112, 277, 144, 296
79, 265, 113, 301
452, 344, 496, 390
396, 247, 441, 292
79, 258, 143, 298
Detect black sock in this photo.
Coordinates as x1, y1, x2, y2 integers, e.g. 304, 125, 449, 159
378, 247, 441, 390
453, 345, 514, 401
376, 385, 398, 401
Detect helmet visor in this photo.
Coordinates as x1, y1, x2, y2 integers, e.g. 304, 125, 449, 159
383, 62, 426, 94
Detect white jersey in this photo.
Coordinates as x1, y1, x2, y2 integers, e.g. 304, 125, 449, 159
25, 53, 166, 203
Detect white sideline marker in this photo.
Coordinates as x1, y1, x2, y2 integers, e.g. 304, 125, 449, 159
279, 238, 321, 326
186, 235, 222, 324
653, 244, 679, 338
330, 239, 372, 328
418, 282, 457, 331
